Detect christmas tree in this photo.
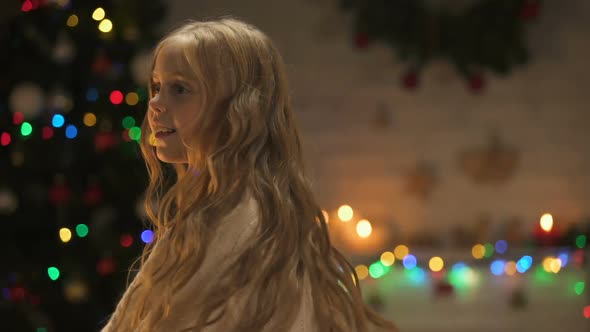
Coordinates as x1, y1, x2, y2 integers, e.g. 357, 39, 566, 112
0, 1, 166, 331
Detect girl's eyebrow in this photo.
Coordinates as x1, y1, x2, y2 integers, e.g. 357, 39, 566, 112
151, 71, 193, 83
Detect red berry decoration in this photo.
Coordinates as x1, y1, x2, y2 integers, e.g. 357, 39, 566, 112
402, 71, 419, 90
520, 0, 540, 21
468, 74, 485, 93
354, 32, 370, 49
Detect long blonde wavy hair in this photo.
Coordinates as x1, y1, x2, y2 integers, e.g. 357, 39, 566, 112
107, 17, 398, 332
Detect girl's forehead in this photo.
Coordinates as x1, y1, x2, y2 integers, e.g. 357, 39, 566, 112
152, 42, 192, 78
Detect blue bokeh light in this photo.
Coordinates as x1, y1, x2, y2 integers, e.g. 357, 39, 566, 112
141, 230, 154, 244
403, 254, 417, 270
65, 125, 77, 139
490, 260, 506, 276
52, 114, 65, 128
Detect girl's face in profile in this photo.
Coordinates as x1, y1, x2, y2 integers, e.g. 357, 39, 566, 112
148, 44, 201, 164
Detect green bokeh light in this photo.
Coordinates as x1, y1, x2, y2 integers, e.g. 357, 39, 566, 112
129, 126, 141, 141
76, 224, 89, 237
47, 267, 60, 281
122, 116, 135, 129
369, 262, 385, 279
21, 122, 33, 136
576, 235, 587, 249
483, 243, 494, 258
574, 282, 585, 295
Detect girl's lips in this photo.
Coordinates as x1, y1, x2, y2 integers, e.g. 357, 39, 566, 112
155, 130, 176, 139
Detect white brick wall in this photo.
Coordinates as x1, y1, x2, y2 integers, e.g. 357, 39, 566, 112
164, 0, 590, 242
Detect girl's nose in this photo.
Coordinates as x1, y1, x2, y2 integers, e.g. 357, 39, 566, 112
149, 94, 166, 113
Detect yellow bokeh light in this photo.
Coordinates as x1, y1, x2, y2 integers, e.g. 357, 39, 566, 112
394, 244, 409, 259
337, 205, 353, 222
380, 251, 395, 266
92, 8, 105, 21
321, 209, 329, 224
59, 228, 72, 243
429, 256, 444, 272
356, 219, 372, 238
66, 15, 79, 27
83, 113, 97, 127
355, 265, 369, 280
540, 213, 553, 232
550, 258, 562, 273
98, 19, 113, 33
505, 261, 517, 276
542, 256, 554, 273
57, 0, 70, 7
472, 244, 485, 259
125, 92, 139, 106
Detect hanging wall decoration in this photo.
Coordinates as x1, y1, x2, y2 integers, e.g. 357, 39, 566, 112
340, 0, 541, 92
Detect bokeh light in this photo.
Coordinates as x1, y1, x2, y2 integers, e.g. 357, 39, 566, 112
65, 125, 77, 139
356, 219, 372, 238
574, 282, 585, 295
125, 92, 139, 106
355, 264, 369, 280
517, 255, 533, 273
483, 243, 494, 258
98, 19, 113, 33
75, 224, 89, 237
337, 205, 353, 222
83, 113, 97, 127
47, 267, 60, 281
66, 14, 78, 27
66, 14, 78, 28
21, 122, 32, 136
405, 267, 426, 285
403, 254, 417, 270
504, 261, 517, 276
42, 126, 53, 140
120, 234, 133, 248
59, 228, 72, 243
122, 116, 135, 129
109, 90, 123, 104
495, 240, 508, 254
141, 230, 154, 243
1, 132, 11, 146
540, 213, 553, 232
369, 262, 386, 279
13, 112, 24, 125
449, 263, 479, 289
380, 251, 395, 266
558, 253, 569, 267
549, 258, 562, 273
52, 114, 65, 128
394, 244, 409, 259
429, 256, 444, 272
92, 8, 105, 21
472, 244, 485, 259
86, 88, 98, 102
576, 235, 587, 249
128, 127, 141, 141
490, 260, 505, 276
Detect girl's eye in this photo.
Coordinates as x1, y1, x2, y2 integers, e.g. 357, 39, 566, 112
172, 83, 188, 95
150, 83, 161, 95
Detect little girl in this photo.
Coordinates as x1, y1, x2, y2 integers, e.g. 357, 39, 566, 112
101, 17, 398, 332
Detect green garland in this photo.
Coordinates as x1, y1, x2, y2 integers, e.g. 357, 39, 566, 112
341, 0, 541, 91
